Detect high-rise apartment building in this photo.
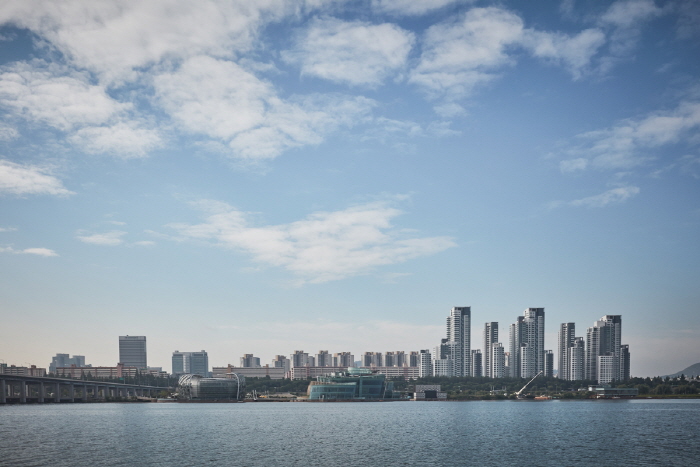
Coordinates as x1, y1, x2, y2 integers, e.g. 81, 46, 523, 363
49, 354, 89, 373
290, 350, 312, 368
272, 355, 290, 372
586, 315, 629, 383
558, 323, 576, 380
119, 336, 147, 369
362, 352, 384, 367
471, 349, 483, 377
418, 349, 432, 378
408, 351, 419, 367
172, 350, 209, 377
509, 308, 545, 378
544, 350, 554, 377
240, 354, 261, 368
315, 350, 332, 367
333, 352, 355, 367
490, 343, 505, 378
569, 337, 585, 381
484, 322, 498, 378
446, 306, 471, 376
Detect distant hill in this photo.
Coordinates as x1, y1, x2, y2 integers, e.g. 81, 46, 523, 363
665, 362, 700, 378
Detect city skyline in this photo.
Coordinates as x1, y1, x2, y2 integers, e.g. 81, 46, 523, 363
1, 1, 699, 377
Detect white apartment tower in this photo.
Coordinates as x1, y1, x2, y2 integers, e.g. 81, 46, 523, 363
586, 315, 628, 383
418, 349, 432, 378
446, 306, 471, 377
558, 323, 576, 380
484, 322, 498, 378
510, 308, 545, 379
490, 343, 505, 378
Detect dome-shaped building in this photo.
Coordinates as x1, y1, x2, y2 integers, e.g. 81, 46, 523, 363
177, 374, 245, 401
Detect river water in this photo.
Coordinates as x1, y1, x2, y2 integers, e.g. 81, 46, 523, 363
1, 399, 697, 466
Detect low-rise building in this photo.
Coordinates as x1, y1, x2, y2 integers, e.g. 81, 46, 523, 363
413, 384, 447, 401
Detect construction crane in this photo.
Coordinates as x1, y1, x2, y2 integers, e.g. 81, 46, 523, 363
515, 371, 543, 399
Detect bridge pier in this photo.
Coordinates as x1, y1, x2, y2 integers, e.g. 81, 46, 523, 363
54, 382, 60, 402
1, 379, 5, 404
38, 382, 45, 403
20, 381, 27, 403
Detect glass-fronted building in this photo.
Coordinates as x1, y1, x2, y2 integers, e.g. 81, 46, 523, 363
177, 374, 245, 400
307, 367, 397, 400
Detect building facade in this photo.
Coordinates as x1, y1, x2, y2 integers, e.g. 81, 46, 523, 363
558, 323, 576, 381
172, 350, 209, 377
484, 322, 498, 378
446, 306, 471, 376
119, 336, 147, 369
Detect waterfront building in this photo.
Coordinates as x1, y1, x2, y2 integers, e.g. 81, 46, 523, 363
240, 354, 261, 368
510, 308, 545, 378
291, 366, 349, 380
369, 366, 419, 381
306, 367, 397, 400
177, 373, 245, 401
119, 336, 147, 369
558, 323, 576, 380
471, 349, 483, 377
490, 343, 505, 378
544, 350, 554, 378
413, 384, 447, 400
55, 362, 155, 379
333, 352, 355, 368
484, 322, 498, 378
446, 306, 471, 376
418, 349, 432, 378
172, 350, 209, 377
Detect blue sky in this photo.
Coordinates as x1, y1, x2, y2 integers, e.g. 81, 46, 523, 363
1, 0, 698, 377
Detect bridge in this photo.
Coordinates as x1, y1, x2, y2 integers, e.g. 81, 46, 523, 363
0, 374, 169, 404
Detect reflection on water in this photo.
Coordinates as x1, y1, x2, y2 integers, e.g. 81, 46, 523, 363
1, 400, 698, 466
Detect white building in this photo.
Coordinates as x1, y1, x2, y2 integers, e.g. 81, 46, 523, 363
558, 323, 576, 381
418, 349, 432, 378
490, 343, 505, 378
484, 322, 498, 378
446, 306, 471, 376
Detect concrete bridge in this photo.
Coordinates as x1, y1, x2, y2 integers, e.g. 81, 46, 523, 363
0, 374, 168, 404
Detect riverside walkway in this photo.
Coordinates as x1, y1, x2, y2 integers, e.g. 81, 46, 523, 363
0, 374, 167, 404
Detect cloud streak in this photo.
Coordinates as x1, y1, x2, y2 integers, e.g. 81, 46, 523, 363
169, 198, 456, 283
0, 160, 73, 196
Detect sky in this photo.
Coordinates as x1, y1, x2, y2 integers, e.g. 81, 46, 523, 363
0, 0, 698, 378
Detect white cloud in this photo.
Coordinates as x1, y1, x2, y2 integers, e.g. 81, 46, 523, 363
371, 0, 466, 16
0, 0, 289, 85
572, 101, 700, 170
0, 246, 58, 256
0, 124, 18, 141
0, 227, 17, 232
523, 28, 606, 79
599, 0, 664, 56
0, 160, 73, 196
76, 230, 127, 246
155, 56, 375, 160
560, 158, 589, 173
169, 198, 456, 283
410, 7, 525, 100
569, 186, 640, 207
0, 62, 129, 132
283, 17, 415, 86
68, 122, 162, 159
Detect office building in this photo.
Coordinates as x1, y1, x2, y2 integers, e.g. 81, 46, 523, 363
484, 322, 498, 378
119, 336, 147, 369
173, 350, 209, 377
446, 306, 471, 376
